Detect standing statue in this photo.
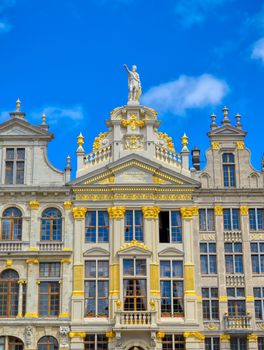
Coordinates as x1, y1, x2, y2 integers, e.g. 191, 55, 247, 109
123, 64, 142, 103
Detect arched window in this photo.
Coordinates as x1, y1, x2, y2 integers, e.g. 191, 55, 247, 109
222, 153, 236, 187
38, 336, 58, 350
0, 336, 24, 350
1, 207, 22, 240
41, 208, 62, 241
0, 269, 19, 317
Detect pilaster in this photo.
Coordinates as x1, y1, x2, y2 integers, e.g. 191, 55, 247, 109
69, 332, 85, 350
220, 334, 231, 350
25, 259, 39, 318
28, 201, 40, 248
247, 334, 258, 350
184, 332, 204, 350
59, 258, 71, 318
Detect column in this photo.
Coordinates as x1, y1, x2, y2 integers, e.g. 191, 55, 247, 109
69, 332, 85, 350
16, 279, 24, 318
28, 201, 40, 249
71, 207, 87, 322
181, 207, 197, 323
25, 259, 39, 318
142, 206, 160, 323
184, 332, 204, 350
59, 258, 71, 318
63, 201, 73, 249
247, 334, 258, 350
220, 335, 231, 350
107, 206, 126, 321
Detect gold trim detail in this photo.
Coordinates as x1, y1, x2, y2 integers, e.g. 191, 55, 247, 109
93, 132, 109, 151
121, 114, 145, 130
105, 331, 116, 339
107, 206, 126, 219
72, 291, 84, 297
109, 264, 120, 297
180, 207, 198, 219
25, 313, 38, 318
26, 259, 39, 264
64, 201, 73, 210
142, 206, 160, 219
73, 265, 84, 294
156, 331, 165, 341
214, 206, 223, 216
152, 176, 167, 184
69, 332, 86, 338
118, 240, 151, 252
240, 206, 248, 215
197, 296, 202, 302
6, 259, 12, 267
183, 332, 205, 341
98, 176, 115, 184
211, 141, 220, 150
150, 264, 160, 296
59, 312, 70, 318
184, 263, 195, 296
246, 296, 254, 302
28, 247, 39, 251
236, 141, 244, 150
156, 132, 175, 151
219, 296, 228, 302
76, 193, 192, 201
220, 334, 230, 342
247, 334, 258, 342
61, 258, 71, 264
29, 201, 40, 210
72, 207, 87, 219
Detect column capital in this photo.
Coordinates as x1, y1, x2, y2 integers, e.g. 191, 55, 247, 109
220, 334, 230, 342
142, 206, 160, 219
64, 201, 73, 210
105, 331, 116, 339
180, 207, 197, 219
72, 207, 87, 219
183, 332, 205, 341
69, 332, 86, 338
211, 141, 220, 150
107, 206, 126, 219
240, 205, 249, 215
156, 331, 165, 341
26, 258, 39, 264
247, 334, 258, 342
214, 206, 223, 216
28, 201, 40, 210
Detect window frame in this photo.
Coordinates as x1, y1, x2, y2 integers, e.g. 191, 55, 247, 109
124, 210, 144, 242
38, 336, 59, 350
84, 334, 108, 350
159, 210, 182, 243
249, 208, 264, 231
202, 287, 219, 321
5, 148, 25, 185
0, 269, 19, 318
223, 208, 241, 231
225, 242, 244, 274
199, 208, 215, 232
227, 287, 246, 316
251, 242, 264, 274
161, 334, 185, 350
254, 287, 264, 320
205, 337, 220, 350
222, 153, 236, 188
85, 210, 109, 243
200, 242, 217, 275
1, 207, 22, 241
41, 208, 62, 242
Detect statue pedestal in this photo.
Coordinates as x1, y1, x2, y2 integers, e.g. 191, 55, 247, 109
127, 100, 140, 106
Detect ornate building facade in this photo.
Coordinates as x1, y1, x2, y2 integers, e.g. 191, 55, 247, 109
0, 74, 264, 350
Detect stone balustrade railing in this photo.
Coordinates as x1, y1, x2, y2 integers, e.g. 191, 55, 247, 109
84, 146, 112, 168
37, 242, 64, 251
115, 311, 157, 328
226, 274, 245, 286
0, 241, 29, 252
224, 231, 242, 242
155, 145, 182, 168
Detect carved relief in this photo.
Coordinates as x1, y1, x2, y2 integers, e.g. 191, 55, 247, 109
24, 326, 33, 347
59, 327, 70, 348
124, 135, 144, 151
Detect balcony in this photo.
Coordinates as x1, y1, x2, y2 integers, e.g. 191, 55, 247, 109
0, 241, 29, 252
115, 311, 157, 330
224, 314, 252, 333
37, 242, 64, 251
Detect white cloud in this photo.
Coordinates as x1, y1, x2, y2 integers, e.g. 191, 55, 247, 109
32, 105, 84, 125
0, 0, 16, 34
0, 20, 11, 33
142, 74, 229, 116
251, 38, 264, 63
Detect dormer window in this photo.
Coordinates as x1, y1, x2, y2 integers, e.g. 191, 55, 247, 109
5, 148, 25, 185
222, 153, 236, 187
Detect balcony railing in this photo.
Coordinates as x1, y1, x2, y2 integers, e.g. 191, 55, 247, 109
37, 242, 64, 251
155, 146, 182, 169
226, 274, 245, 286
115, 311, 157, 328
224, 231, 242, 242
84, 146, 112, 169
224, 314, 251, 331
0, 241, 29, 252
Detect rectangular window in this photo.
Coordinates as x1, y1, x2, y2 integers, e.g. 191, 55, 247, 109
39, 282, 60, 317
225, 243, 243, 274
162, 335, 185, 350
251, 242, 264, 274
160, 260, 184, 317
205, 337, 220, 350
200, 242, 217, 274
254, 287, 264, 320
199, 209, 215, 231
230, 337, 247, 350
249, 209, 264, 231
227, 287, 246, 316
223, 209, 240, 230
85, 211, 109, 243
222, 153, 236, 187
84, 260, 109, 317
202, 288, 219, 320
123, 258, 147, 311
84, 334, 108, 350
159, 211, 182, 243
258, 337, 264, 350
39, 263, 61, 278
125, 210, 143, 242
5, 148, 25, 185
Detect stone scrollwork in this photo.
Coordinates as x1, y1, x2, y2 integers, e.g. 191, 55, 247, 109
142, 206, 160, 219
247, 334, 258, 342
59, 326, 70, 348
121, 114, 145, 130
24, 326, 33, 347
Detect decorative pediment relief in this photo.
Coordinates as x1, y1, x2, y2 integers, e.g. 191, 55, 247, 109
117, 240, 151, 256
158, 247, 184, 257
83, 247, 110, 257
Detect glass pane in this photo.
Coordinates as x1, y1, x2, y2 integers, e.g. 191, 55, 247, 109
123, 260, 134, 275
172, 261, 183, 277
98, 261, 109, 277
160, 261, 171, 277
136, 259, 146, 276
85, 261, 96, 277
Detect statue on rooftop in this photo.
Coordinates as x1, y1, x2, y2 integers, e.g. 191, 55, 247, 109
123, 64, 142, 103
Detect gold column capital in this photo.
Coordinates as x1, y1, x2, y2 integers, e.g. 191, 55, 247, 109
246, 296, 254, 302
156, 331, 165, 341
61, 258, 72, 264
214, 206, 223, 216
219, 296, 228, 302
24, 313, 38, 318
211, 141, 220, 150
240, 206, 249, 215
180, 207, 196, 219
72, 207, 87, 219
236, 141, 245, 150
247, 334, 258, 342
142, 206, 160, 219
107, 206, 126, 219
69, 332, 86, 338
29, 201, 40, 210
26, 259, 39, 264
105, 331, 116, 338
6, 259, 12, 267
220, 334, 230, 342
64, 201, 73, 210
183, 332, 205, 341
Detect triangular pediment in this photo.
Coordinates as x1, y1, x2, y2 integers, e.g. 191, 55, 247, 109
117, 241, 152, 256
83, 247, 110, 257
208, 125, 246, 137
71, 154, 200, 187
158, 247, 184, 257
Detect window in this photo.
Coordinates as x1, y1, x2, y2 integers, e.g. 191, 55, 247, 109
38, 336, 58, 350
249, 209, 264, 231
39, 263, 60, 317
230, 337, 247, 350
258, 337, 264, 350
1, 207, 22, 240
41, 208, 62, 241
5, 148, 25, 185
160, 261, 184, 317
205, 338, 220, 350
254, 287, 264, 320
123, 258, 147, 311
199, 209, 215, 231
202, 288, 219, 320
85, 211, 109, 243
84, 260, 109, 317
159, 211, 182, 243
225, 243, 243, 274
200, 242, 217, 274
0, 270, 19, 317
0, 337, 24, 350
227, 288, 246, 316
125, 210, 143, 242
223, 209, 240, 230
84, 334, 108, 350
251, 242, 264, 274
222, 153, 236, 187
162, 335, 185, 350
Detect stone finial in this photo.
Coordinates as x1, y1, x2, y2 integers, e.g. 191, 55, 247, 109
41, 114, 47, 125
10, 98, 26, 119
181, 133, 189, 148
66, 155, 71, 166
210, 113, 217, 129
77, 133, 84, 147
235, 113, 242, 129
222, 106, 230, 125
16, 98, 21, 112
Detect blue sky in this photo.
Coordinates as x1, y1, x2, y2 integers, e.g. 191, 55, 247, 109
1, 0, 264, 175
